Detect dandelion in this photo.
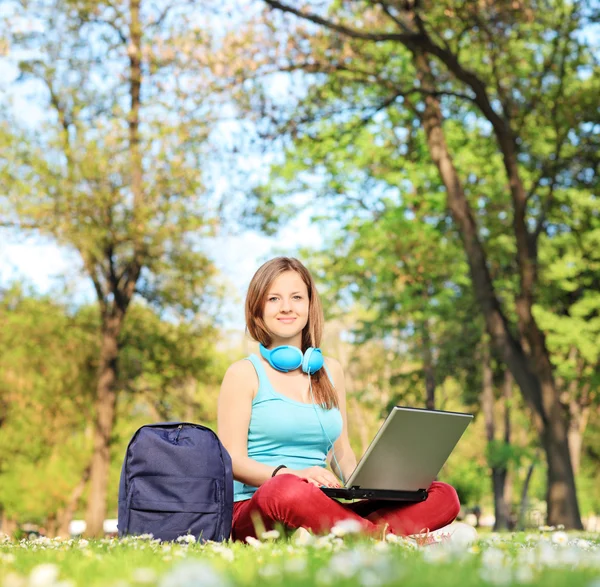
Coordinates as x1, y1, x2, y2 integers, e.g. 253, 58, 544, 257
28, 564, 60, 587
331, 518, 363, 537
137, 533, 154, 541
210, 544, 234, 562
292, 527, 314, 546
385, 533, 416, 549
315, 535, 334, 550
329, 551, 359, 578
245, 536, 263, 549
551, 531, 568, 545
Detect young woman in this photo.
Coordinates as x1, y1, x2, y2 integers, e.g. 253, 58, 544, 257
217, 257, 462, 541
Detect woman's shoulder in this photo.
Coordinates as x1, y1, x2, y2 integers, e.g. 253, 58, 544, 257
223, 357, 257, 379
221, 358, 259, 396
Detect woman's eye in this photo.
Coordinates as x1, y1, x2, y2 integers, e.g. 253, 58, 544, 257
268, 297, 279, 302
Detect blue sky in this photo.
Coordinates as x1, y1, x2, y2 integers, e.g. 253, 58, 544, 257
0, 216, 323, 330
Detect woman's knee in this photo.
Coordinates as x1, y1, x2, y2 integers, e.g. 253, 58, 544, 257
429, 481, 461, 520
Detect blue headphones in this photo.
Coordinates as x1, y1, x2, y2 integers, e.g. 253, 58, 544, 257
259, 343, 324, 374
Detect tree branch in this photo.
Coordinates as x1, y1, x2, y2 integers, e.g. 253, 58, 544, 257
376, 2, 414, 34
263, 1, 420, 43
82, 17, 128, 44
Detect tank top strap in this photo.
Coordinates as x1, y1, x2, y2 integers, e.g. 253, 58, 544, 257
245, 354, 276, 403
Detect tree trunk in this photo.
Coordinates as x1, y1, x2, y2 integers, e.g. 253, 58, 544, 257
518, 458, 537, 530
83, 0, 144, 538
45, 514, 58, 538
414, 51, 582, 529
481, 338, 510, 531
1, 512, 16, 539
421, 320, 435, 410
568, 406, 588, 477
502, 370, 514, 520
57, 466, 91, 538
84, 315, 123, 537
567, 376, 590, 476
492, 468, 510, 531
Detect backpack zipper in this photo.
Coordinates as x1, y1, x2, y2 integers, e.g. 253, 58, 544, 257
175, 424, 183, 444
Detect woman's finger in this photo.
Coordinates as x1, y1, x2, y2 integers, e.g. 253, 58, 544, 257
323, 472, 341, 485
321, 475, 341, 488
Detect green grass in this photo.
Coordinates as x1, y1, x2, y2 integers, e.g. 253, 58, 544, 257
1, 530, 599, 587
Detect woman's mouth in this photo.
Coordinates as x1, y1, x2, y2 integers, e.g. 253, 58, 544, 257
277, 318, 296, 324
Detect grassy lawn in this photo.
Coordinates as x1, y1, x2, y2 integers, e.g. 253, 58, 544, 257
1, 528, 599, 587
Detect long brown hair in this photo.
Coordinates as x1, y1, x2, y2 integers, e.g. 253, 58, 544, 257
245, 257, 338, 409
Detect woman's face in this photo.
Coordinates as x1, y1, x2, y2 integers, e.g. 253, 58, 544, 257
262, 270, 309, 346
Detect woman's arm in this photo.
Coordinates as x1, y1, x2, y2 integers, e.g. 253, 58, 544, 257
325, 358, 357, 483
217, 361, 278, 487
217, 360, 341, 488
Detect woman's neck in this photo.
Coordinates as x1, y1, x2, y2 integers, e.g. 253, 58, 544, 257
268, 334, 303, 349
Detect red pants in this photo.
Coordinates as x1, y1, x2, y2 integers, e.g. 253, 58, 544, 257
232, 474, 460, 540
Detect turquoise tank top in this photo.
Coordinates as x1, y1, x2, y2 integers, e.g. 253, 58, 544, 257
233, 354, 343, 502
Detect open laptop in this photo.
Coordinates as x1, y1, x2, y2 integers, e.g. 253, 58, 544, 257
320, 406, 473, 502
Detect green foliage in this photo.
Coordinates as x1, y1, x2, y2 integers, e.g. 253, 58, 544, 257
0, 285, 224, 523
0, 285, 97, 522
440, 456, 487, 506
485, 441, 535, 471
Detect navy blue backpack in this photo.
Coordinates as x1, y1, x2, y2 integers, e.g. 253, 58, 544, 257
118, 422, 233, 542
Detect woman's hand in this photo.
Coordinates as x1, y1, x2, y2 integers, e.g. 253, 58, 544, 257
280, 466, 342, 488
